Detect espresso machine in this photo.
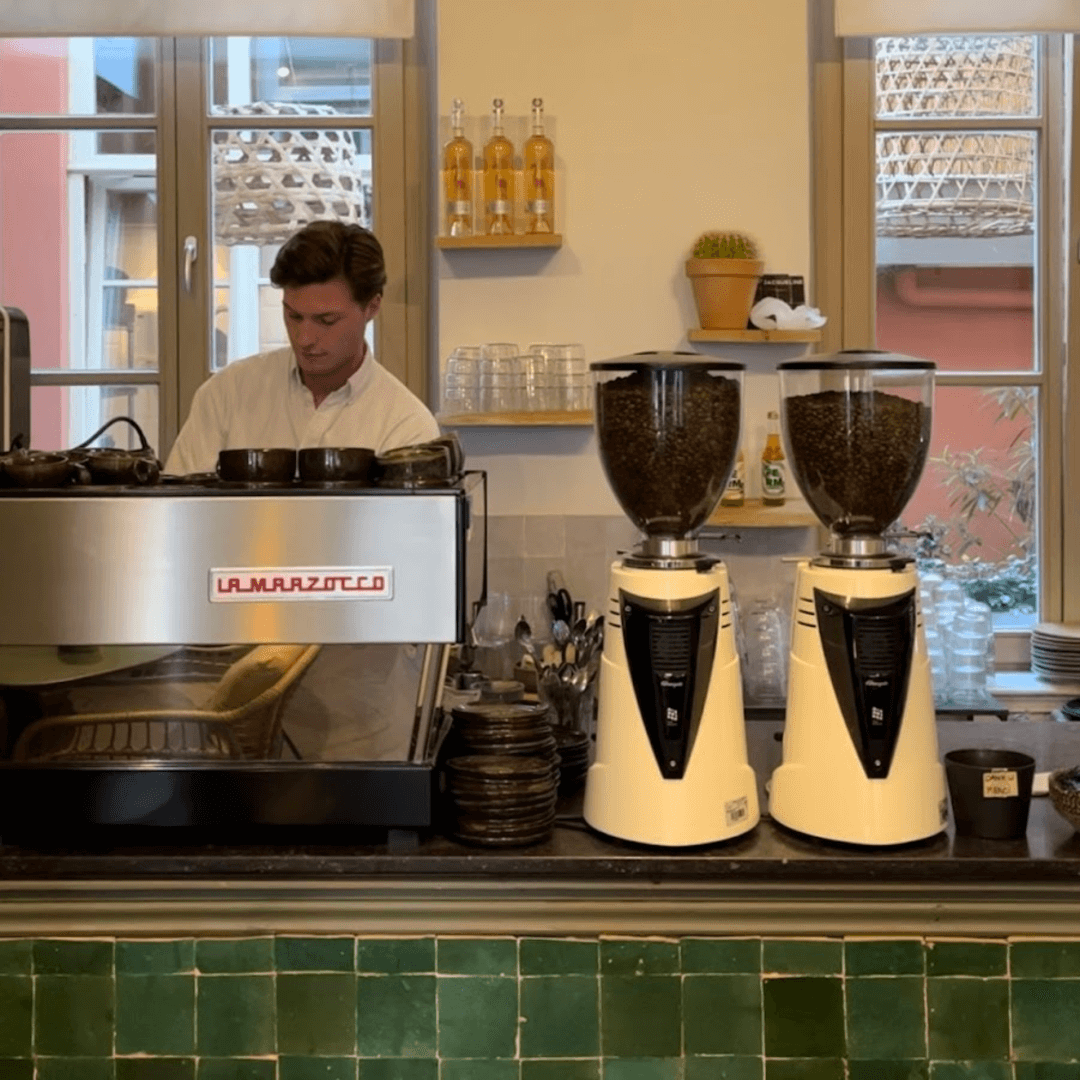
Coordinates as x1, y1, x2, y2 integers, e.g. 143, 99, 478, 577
768, 352, 947, 845
583, 352, 759, 846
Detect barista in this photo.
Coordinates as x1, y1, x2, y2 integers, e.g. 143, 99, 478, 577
165, 219, 439, 476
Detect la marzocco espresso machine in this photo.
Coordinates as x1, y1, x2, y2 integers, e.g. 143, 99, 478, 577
583, 352, 759, 846
768, 352, 947, 845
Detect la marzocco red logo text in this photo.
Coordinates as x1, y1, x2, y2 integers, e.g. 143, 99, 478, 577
209, 567, 393, 603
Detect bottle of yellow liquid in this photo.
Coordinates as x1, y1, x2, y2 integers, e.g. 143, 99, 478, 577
483, 97, 515, 235
523, 97, 554, 234
720, 449, 745, 507
761, 411, 787, 506
442, 97, 473, 237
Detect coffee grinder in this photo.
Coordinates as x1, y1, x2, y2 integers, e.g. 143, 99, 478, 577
768, 352, 947, 845
583, 352, 759, 846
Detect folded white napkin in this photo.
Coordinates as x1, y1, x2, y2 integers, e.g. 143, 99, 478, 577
750, 297, 828, 331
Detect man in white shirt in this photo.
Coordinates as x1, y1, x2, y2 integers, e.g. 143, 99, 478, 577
166, 220, 439, 475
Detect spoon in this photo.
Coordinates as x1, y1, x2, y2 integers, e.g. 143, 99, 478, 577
552, 619, 571, 650
514, 616, 538, 662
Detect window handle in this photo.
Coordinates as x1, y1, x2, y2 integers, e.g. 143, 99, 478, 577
183, 235, 198, 292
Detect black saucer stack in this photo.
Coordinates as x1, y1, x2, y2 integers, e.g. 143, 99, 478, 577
552, 724, 590, 793
444, 755, 558, 847
443, 701, 560, 846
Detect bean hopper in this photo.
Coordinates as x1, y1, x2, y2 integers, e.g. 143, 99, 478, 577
583, 351, 759, 846
768, 351, 947, 845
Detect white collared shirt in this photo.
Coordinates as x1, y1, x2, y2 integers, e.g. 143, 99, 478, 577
165, 346, 440, 475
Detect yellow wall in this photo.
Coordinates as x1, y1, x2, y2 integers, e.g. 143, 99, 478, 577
437, 0, 813, 515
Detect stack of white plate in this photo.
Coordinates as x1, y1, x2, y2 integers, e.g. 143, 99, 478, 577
1031, 623, 1080, 683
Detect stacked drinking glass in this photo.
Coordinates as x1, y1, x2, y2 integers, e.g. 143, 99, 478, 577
920, 574, 995, 703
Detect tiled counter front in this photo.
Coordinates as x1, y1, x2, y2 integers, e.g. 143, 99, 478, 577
3, 934, 1080, 1080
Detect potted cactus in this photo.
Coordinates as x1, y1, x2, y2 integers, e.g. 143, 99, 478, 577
685, 232, 764, 330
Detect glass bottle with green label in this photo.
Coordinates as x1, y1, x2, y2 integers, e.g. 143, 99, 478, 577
761, 410, 787, 506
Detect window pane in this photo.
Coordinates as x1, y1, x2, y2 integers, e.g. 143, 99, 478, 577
31, 384, 159, 453
898, 384, 1036, 623
876, 35, 1038, 119
0, 38, 156, 116
0, 130, 157, 373
209, 37, 372, 116
210, 126, 372, 368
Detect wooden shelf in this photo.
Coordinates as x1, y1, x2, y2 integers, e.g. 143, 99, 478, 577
706, 498, 819, 528
687, 328, 822, 343
436, 234, 563, 250
438, 410, 593, 427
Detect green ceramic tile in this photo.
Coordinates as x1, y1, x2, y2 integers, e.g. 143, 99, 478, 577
35, 974, 115, 1056
195, 938, 273, 973
929, 1065, 1012, 1080
437, 938, 516, 975
600, 976, 681, 1059
521, 1063, 599, 1080
116, 1061, 196, 1080
847, 977, 926, 1059
1016, 1066, 1080, 1080
926, 941, 1007, 977
357, 974, 436, 1058
1011, 941, 1080, 978
276, 937, 355, 972
0, 977, 31, 1056
764, 1063, 844, 1080
437, 975, 516, 1059
685, 1058, 764, 1080
116, 940, 194, 975
600, 940, 679, 975
37, 1060, 115, 1080
682, 939, 762, 974
520, 938, 598, 975
683, 974, 762, 1055
762, 940, 842, 975
0, 942, 31, 975
603, 1060, 680, 1080
358, 1062, 437, 1080
277, 973, 356, 1055
0, 1061, 33, 1080
1013, 979, 1080, 1060
116, 974, 195, 1055
440, 1063, 518, 1080
34, 939, 113, 975
519, 975, 599, 1057
279, 1058, 356, 1080
195, 974, 275, 1056
926, 978, 1009, 1060
844, 940, 925, 976
762, 978, 845, 1058
848, 1065, 927, 1080
357, 939, 434, 974
197, 1062, 276, 1080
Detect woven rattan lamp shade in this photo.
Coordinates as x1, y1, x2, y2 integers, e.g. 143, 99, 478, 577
875, 37, 1035, 238
213, 102, 371, 247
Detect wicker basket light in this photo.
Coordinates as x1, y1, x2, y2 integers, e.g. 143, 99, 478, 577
875, 36, 1036, 238
213, 101, 371, 247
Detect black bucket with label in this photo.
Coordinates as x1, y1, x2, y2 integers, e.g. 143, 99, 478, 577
945, 748, 1035, 839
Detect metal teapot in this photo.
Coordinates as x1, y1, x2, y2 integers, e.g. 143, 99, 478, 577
68, 417, 161, 486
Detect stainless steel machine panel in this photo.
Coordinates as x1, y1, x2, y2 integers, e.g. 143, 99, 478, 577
0, 477, 485, 645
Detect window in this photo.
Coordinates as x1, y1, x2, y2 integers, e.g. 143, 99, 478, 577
813, 22, 1076, 666
0, 33, 427, 457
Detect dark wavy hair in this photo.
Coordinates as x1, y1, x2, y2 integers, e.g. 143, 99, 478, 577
270, 220, 387, 306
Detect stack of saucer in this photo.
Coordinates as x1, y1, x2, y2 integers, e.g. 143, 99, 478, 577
444, 755, 558, 846
448, 702, 559, 776
552, 723, 590, 793
1031, 623, 1080, 683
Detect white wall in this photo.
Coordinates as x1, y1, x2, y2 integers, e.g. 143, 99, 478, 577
436, 0, 813, 516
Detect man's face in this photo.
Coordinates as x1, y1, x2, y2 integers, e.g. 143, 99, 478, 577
281, 277, 381, 383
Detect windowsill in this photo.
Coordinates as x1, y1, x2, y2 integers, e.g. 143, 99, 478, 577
989, 670, 1080, 714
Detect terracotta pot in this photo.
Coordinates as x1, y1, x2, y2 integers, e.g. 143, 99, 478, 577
685, 257, 764, 330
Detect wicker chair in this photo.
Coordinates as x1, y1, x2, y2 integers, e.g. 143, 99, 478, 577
12, 644, 321, 763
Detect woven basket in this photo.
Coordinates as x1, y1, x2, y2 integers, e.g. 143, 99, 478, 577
875, 36, 1035, 238
1049, 766, 1080, 833
212, 101, 371, 247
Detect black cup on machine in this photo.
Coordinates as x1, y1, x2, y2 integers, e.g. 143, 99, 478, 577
945, 748, 1035, 839
68, 416, 161, 486
217, 448, 297, 484
298, 446, 376, 485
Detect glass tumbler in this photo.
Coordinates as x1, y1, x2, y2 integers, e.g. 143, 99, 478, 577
442, 345, 481, 414
479, 343, 523, 413
547, 344, 588, 410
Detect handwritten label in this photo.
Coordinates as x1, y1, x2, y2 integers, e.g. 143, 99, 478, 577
725, 795, 749, 827
983, 769, 1019, 798
209, 567, 393, 603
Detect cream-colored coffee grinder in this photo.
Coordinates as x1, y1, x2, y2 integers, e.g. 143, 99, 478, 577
769, 352, 947, 845
583, 352, 759, 846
